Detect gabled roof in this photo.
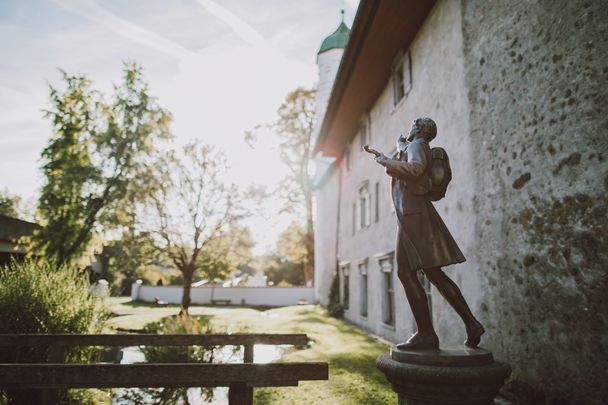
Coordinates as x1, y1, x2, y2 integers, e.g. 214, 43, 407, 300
318, 22, 350, 54
0, 215, 40, 242
314, 0, 436, 157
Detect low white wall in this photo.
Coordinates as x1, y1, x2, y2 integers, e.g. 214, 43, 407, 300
133, 285, 315, 307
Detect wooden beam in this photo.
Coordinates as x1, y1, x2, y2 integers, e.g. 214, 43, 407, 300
0, 363, 329, 389
0, 334, 309, 347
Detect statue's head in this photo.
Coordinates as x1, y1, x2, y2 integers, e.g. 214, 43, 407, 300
405, 117, 437, 142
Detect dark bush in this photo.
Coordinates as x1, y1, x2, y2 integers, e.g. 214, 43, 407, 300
328, 270, 344, 319
116, 314, 231, 404
0, 259, 109, 404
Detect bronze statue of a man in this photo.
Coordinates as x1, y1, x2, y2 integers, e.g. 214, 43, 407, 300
368, 117, 484, 350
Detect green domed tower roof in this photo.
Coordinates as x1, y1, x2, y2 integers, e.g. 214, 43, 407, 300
318, 21, 350, 54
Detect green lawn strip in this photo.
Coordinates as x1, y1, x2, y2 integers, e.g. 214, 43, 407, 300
209, 305, 395, 405
105, 298, 235, 331
106, 301, 395, 404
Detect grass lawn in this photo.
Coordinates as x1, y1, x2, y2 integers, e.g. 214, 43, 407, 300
108, 299, 396, 404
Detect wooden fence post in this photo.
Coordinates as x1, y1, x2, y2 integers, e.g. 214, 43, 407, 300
41, 345, 65, 405
228, 343, 254, 405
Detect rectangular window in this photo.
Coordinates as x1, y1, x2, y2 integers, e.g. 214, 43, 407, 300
359, 260, 368, 317
352, 202, 356, 235
375, 182, 380, 222
342, 265, 350, 310
358, 184, 371, 230
392, 50, 412, 106
393, 63, 405, 105
379, 254, 395, 326
359, 114, 370, 151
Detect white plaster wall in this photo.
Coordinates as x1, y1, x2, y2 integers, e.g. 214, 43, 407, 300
313, 166, 340, 305
326, 0, 480, 345
134, 285, 315, 307
316, 48, 344, 132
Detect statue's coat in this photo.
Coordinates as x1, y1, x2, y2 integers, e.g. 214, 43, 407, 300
385, 138, 465, 272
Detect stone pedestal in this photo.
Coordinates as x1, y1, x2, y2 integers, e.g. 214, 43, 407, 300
376, 347, 511, 405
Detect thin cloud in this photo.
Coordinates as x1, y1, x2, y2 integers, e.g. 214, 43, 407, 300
51, 0, 194, 60
195, 0, 271, 50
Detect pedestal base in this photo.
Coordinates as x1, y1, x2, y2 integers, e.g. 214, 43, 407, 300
376, 346, 511, 405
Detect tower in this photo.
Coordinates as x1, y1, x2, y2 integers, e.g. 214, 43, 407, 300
312, 12, 350, 304
315, 12, 350, 132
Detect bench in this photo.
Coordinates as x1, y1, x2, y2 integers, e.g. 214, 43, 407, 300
0, 333, 328, 405
211, 299, 232, 305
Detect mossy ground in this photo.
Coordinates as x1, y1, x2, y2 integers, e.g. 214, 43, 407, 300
108, 298, 395, 404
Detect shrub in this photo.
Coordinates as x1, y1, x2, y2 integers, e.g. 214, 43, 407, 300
0, 259, 108, 337
327, 269, 344, 319
116, 314, 230, 404
0, 259, 109, 404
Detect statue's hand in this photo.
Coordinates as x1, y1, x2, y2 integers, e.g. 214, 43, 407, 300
374, 153, 389, 167
397, 138, 408, 152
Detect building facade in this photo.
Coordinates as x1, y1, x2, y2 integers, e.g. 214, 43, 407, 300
0, 215, 40, 266
313, 1, 608, 404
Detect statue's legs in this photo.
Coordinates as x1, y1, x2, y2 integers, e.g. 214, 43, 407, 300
423, 267, 485, 347
396, 247, 439, 349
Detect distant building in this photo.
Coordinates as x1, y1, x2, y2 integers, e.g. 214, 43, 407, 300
313, 1, 608, 404
0, 215, 40, 266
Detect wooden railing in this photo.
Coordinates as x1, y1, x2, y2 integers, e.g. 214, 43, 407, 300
0, 333, 329, 405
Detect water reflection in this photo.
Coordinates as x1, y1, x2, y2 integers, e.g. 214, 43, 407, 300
111, 344, 287, 404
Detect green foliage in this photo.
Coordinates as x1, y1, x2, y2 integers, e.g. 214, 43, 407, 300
142, 315, 219, 363
197, 223, 254, 282
116, 315, 229, 404
100, 230, 162, 295
34, 63, 172, 265
277, 221, 307, 264
144, 140, 248, 311
328, 269, 344, 319
107, 302, 394, 404
246, 87, 317, 284
274, 88, 317, 284
0, 189, 21, 218
0, 259, 109, 404
62, 389, 111, 405
0, 259, 108, 337
261, 254, 305, 286
273, 87, 317, 208
258, 221, 309, 286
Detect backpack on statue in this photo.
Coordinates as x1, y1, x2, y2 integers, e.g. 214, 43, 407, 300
427, 147, 452, 201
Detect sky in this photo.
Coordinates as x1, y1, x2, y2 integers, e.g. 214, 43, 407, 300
0, 0, 358, 253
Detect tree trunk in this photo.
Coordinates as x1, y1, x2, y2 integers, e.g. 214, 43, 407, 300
180, 269, 193, 315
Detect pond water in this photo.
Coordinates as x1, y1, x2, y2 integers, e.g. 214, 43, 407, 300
111, 344, 287, 405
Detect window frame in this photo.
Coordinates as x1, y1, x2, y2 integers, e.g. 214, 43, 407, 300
358, 259, 368, 318
340, 262, 350, 310
357, 182, 371, 231
374, 181, 380, 223
377, 252, 396, 326
392, 49, 412, 107
359, 113, 371, 151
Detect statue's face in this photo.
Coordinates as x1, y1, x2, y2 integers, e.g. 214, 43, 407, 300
406, 119, 423, 142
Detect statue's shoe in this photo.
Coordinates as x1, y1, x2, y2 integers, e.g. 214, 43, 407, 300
464, 320, 485, 348
396, 332, 439, 350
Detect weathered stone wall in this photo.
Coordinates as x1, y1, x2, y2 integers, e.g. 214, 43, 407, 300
461, 1, 608, 403
315, 1, 607, 402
